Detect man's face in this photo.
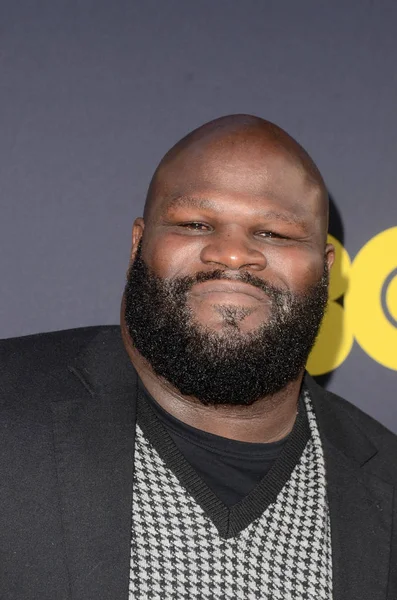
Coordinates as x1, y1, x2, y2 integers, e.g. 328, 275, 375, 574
136, 140, 332, 331
124, 139, 334, 405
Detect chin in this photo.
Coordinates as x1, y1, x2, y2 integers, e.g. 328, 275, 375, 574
194, 313, 265, 336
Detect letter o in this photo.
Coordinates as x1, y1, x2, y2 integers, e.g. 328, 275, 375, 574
345, 227, 397, 371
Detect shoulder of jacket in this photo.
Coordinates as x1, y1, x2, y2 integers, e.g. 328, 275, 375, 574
0, 325, 122, 408
306, 374, 397, 459
0, 325, 119, 365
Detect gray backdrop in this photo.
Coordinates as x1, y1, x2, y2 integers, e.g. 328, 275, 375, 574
1, 1, 396, 429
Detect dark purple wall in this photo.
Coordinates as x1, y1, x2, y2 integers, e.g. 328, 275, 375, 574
1, 1, 396, 429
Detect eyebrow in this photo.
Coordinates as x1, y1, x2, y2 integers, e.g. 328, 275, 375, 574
164, 194, 307, 226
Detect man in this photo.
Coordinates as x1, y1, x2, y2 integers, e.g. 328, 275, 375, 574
0, 115, 396, 600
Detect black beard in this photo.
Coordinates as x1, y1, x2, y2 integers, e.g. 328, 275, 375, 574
124, 245, 329, 406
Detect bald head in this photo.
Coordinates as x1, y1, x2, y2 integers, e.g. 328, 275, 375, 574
144, 114, 328, 231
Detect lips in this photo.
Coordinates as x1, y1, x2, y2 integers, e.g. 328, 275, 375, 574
189, 279, 270, 302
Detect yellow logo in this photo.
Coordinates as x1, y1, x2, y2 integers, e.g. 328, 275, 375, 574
307, 227, 397, 375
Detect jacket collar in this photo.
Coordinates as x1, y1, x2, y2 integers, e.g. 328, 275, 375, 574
304, 374, 378, 466
52, 328, 393, 600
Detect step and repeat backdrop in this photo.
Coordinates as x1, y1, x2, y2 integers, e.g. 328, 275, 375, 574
1, 1, 396, 429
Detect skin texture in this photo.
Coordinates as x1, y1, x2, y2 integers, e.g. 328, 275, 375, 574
121, 114, 334, 442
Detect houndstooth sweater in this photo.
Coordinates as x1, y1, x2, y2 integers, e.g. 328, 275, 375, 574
129, 390, 333, 599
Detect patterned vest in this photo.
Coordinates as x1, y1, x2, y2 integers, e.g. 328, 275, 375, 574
129, 391, 333, 599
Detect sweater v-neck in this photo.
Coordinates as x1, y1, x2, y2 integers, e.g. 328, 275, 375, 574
136, 385, 310, 539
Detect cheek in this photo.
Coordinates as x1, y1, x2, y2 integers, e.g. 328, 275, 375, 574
268, 247, 325, 293
142, 234, 203, 278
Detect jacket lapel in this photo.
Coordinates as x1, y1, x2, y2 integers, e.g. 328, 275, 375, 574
52, 328, 137, 600
306, 376, 393, 600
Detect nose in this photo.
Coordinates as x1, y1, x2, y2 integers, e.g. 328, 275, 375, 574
200, 229, 267, 271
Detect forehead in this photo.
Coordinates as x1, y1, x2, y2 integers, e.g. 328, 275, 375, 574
151, 139, 322, 219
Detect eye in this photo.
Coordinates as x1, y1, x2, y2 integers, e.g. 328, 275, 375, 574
256, 231, 289, 240
179, 222, 211, 231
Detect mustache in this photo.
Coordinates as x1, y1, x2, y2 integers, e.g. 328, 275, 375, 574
166, 268, 290, 303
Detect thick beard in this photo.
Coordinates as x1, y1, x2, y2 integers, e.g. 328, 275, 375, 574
124, 245, 329, 406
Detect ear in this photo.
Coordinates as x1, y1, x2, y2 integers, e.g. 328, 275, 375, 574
325, 242, 335, 271
129, 218, 145, 267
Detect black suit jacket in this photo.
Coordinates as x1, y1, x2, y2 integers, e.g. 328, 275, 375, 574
0, 325, 396, 599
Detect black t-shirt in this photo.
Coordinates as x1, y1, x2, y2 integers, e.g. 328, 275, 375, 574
139, 381, 288, 507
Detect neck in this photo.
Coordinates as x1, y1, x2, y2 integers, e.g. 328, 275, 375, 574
121, 320, 303, 443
